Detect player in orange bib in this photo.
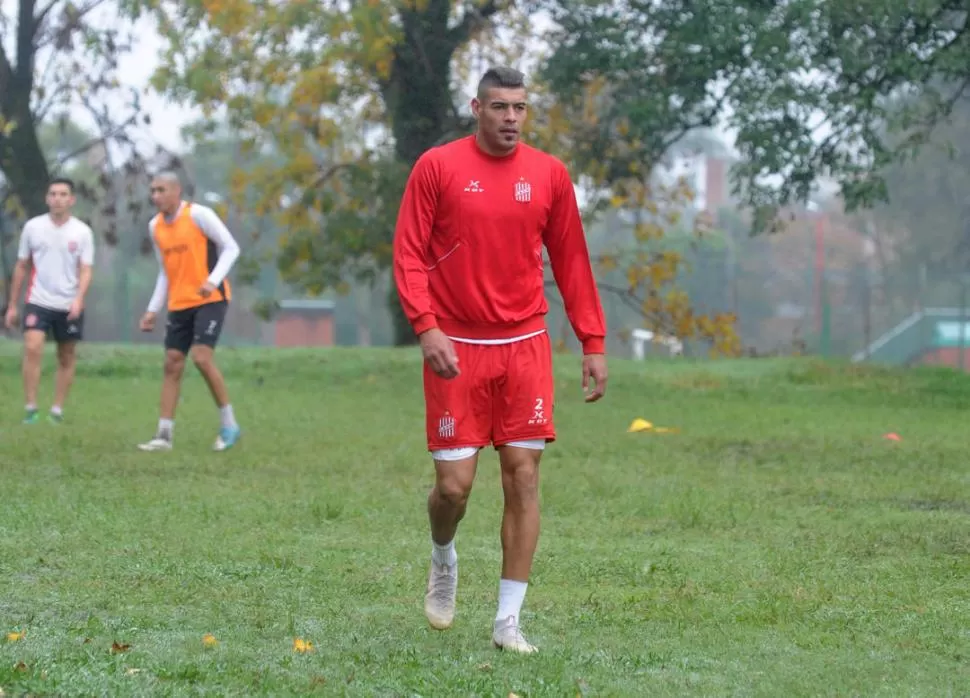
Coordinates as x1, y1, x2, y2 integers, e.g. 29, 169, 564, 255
136, 171, 243, 452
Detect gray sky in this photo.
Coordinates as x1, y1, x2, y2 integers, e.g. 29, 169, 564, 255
0, 1, 198, 151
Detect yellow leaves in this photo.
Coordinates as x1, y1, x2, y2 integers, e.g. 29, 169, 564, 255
633, 222, 665, 242
293, 638, 314, 653
251, 101, 278, 129
597, 254, 618, 272
374, 57, 392, 81
202, 633, 218, 647
5, 631, 24, 642
209, 1, 254, 35
0, 115, 17, 137
289, 150, 319, 180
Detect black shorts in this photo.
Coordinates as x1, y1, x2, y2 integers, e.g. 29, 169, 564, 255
164, 301, 228, 355
22, 303, 84, 343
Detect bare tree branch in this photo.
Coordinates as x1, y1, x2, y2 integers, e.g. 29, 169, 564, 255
447, 0, 503, 47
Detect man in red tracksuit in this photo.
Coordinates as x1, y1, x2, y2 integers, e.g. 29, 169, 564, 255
393, 66, 608, 654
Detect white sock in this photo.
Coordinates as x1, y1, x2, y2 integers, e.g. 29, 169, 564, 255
158, 418, 174, 437
496, 579, 528, 623
431, 538, 457, 566
25, 403, 36, 412
219, 404, 237, 429
50, 405, 62, 416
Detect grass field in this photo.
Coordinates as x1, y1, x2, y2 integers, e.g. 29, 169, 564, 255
0, 339, 968, 697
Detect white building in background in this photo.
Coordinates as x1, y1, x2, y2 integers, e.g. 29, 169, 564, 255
631, 328, 684, 359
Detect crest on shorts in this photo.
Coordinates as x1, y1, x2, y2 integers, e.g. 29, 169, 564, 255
514, 178, 531, 203
25, 313, 37, 327
437, 411, 456, 439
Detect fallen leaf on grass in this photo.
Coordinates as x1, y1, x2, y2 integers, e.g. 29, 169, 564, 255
293, 638, 314, 653
202, 633, 218, 647
111, 642, 131, 654
477, 663, 492, 672
13, 662, 27, 673
125, 668, 142, 676
5, 632, 24, 642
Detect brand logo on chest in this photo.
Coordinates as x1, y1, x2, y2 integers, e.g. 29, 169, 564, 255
514, 178, 532, 203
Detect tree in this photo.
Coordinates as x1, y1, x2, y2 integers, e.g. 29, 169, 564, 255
543, 0, 970, 233
0, 0, 165, 312
859, 89, 970, 312
128, 0, 516, 345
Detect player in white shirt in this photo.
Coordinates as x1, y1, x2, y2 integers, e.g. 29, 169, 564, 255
4, 178, 95, 424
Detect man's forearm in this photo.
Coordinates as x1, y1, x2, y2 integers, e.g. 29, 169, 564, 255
8, 261, 28, 305
77, 265, 93, 301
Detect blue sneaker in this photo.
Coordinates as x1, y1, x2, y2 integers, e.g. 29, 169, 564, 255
213, 425, 241, 452
23, 409, 39, 425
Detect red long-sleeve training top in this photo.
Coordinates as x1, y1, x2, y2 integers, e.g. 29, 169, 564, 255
393, 135, 607, 354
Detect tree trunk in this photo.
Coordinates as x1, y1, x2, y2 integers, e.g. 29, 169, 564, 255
1, 5, 50, 313
379, 0, 496, 345
0, 130, 49, 313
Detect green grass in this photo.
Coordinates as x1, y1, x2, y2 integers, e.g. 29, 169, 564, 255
0, 340, 968, 696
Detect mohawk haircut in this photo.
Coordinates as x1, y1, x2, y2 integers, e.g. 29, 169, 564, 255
476, 66, 526, 101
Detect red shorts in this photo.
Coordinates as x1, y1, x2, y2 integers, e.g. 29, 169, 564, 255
424, 331, 556, 451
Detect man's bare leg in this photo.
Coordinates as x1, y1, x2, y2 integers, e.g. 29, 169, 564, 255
51, 341, 77, 419
493, 444, 543, 653
138, 349, 185, 450
190, 344, 240, 450
160, 349, 186, 422
21, 330, 45, 422
190, 345, 230, 407
425, 452, 478, 630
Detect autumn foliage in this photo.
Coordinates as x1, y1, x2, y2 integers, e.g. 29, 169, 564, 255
131, 0, 741, 354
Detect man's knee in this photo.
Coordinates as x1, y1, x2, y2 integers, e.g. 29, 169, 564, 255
189, 344, 215, 371
22, 330, 45, 360
164, 350, 186, 377
499, 446, 542, 497
433, 452, 478, 507
56, 342, 76, 367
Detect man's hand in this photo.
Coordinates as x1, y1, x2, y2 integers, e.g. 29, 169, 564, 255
67, 297, 84, 320
199, 281, 217, 298
4, 305, 18, 330
420, 328, 460, 379
582, 353, 607, 402
139, 311, 157, 332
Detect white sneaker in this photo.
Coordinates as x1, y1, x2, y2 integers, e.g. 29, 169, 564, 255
424, 560, 457, 630
493, 615, 538, 654
137, 435, 173, 451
